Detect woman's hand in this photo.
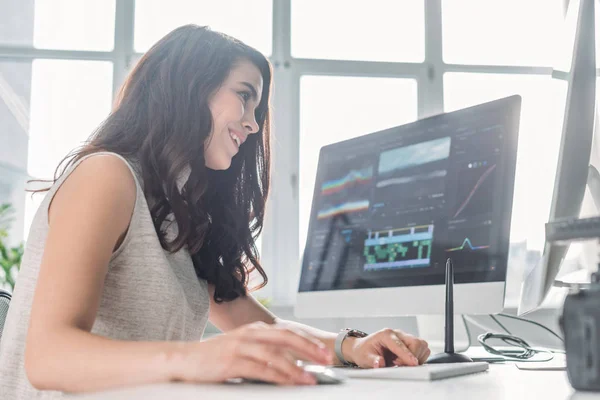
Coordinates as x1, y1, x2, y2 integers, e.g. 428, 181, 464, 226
342, 328, 431, 368
171, 321, 334, 385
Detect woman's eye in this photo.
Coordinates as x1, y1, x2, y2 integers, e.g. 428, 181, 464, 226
239, 91, 251, 103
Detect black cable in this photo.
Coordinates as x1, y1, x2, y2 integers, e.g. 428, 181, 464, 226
489, 314, 512, 335
497, 313, 564, 343
463, 314, 564, 363
461, 314, 472, 349
477, 332, 554, 362
462, 315, 561, 363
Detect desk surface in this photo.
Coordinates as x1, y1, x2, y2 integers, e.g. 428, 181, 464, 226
73, 363, 583, 400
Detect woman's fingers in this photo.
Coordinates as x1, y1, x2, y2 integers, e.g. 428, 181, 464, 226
395, 331, 430, 365
420, 347, 432, 364
366, 353, 383, 368
244, 323, 333, 365
237, 342, 314, 385
380, 330, 419, 366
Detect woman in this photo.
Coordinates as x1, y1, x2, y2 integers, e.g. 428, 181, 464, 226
0, 25, 430, 397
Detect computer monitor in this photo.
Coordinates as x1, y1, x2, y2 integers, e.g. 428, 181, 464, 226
294, 95, 522, 319
518, 0, 597, 316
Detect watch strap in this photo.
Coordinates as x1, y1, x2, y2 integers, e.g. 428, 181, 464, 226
335, 328, 368, 365
334, 329, 349, 365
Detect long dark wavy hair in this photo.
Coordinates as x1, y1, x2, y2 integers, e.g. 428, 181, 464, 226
32, 25, 272, 303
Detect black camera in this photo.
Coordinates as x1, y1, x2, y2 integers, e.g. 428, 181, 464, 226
559, 278, 600, 391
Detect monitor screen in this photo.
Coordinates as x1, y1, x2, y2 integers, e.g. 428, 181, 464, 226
298, 95, 521, 293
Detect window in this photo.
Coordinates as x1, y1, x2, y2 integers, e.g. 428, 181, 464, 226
299, 75, 418, 250
1, 0, 589, 308
134, 0, 273, 55
24, 60, 113, 239
552, 0, 600, 74
442, 0, 563, 66
33, 0, 116, 51
0, 2, 34, 48
0, 61, 31, 166
1, 0, 116, 50
292, 0, 425, 62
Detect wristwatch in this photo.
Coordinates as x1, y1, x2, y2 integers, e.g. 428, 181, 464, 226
334, 328, 368, 366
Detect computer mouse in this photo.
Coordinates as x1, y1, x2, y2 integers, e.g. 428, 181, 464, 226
302, 363, 347, 384
244, 363, 346, 385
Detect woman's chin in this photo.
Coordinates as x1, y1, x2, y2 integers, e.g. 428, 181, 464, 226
205, 157, 232, 171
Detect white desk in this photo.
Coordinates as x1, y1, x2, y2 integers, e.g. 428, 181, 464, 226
72, 363, 585, 400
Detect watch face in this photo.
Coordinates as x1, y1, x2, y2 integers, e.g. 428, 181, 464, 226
348, 329, 368, 338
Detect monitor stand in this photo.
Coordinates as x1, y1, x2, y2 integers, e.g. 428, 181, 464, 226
549, 165, 600, 291
424, 258, 473, 364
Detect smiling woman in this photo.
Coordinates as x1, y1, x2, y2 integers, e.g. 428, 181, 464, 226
0, 23, 432, 398
205, 60, 263, 170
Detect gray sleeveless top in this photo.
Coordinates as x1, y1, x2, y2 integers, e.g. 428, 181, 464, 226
0, 152, 210, 399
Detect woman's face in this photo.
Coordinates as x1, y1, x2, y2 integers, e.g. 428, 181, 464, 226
205, 59, 263, 170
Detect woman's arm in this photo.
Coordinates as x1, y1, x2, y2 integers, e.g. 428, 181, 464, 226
208, 291, 347, 363
207, 284, 277, 329
209, 288, 430, 367
25, 155, 330, 392
25, 155, 179, 392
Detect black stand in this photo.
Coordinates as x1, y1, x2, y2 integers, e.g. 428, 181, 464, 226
426, 258, 473, 364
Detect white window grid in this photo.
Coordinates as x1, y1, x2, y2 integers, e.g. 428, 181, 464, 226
0, 0, 593, 305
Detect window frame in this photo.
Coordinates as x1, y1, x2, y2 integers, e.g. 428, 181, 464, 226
0, 0, 595, 306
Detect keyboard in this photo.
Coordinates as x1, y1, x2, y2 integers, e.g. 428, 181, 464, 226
333, 362, 489, 381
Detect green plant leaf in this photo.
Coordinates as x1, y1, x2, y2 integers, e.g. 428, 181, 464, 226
0, 203, 24, 291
